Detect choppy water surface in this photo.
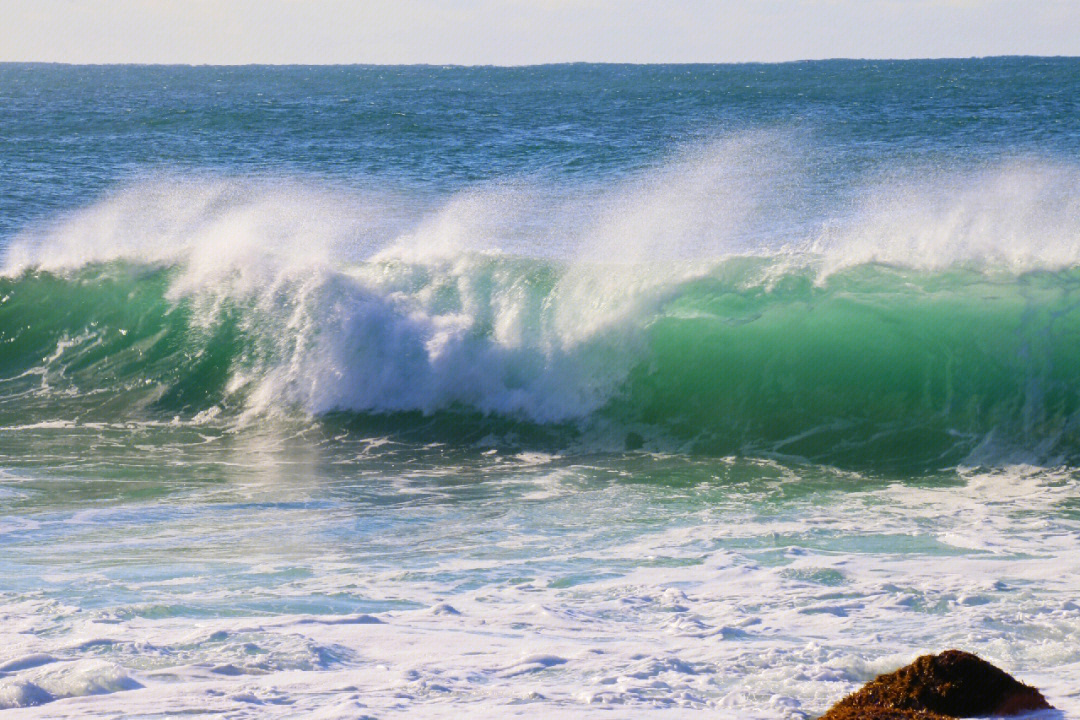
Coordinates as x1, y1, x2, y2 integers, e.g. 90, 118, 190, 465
1, 60, 1079, 717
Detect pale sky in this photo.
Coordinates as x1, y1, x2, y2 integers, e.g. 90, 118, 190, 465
2, 0, 1078, 65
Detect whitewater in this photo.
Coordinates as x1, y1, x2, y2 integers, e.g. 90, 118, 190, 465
1, 61, 1079, 718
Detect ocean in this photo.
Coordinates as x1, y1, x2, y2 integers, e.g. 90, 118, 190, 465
1, 60, 1079, 718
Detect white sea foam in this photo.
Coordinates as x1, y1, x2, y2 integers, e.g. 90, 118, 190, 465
1, 462, 1076, 718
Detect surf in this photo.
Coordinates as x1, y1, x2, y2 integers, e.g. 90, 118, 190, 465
4, 150, 1080, 469
6, 257, 1080, 469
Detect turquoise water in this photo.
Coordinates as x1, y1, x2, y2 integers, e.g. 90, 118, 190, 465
1, 61, 1079, 717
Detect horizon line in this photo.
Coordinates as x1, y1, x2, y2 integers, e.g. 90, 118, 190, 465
2, 54, 1078, 69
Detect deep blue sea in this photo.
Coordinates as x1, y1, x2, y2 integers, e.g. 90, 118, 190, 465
1, 60, 1079, 718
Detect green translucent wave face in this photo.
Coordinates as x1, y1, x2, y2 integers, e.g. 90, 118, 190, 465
0, 264, 244, 421
4, 259, 1080, 470
622, 265, 1080, 467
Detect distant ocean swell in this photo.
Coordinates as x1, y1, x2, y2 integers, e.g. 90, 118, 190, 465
3, 158, 1080, 468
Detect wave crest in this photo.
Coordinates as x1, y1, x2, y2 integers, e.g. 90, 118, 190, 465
5, 146, 1080, 467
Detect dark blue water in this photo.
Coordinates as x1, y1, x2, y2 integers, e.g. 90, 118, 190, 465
3, 59, 1079, 241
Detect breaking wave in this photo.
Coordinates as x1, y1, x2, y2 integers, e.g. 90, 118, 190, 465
4, 143, 1080, 467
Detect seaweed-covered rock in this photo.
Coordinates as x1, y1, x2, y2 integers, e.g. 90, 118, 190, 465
821, 709, 949, 720
821, 650, 1051, 719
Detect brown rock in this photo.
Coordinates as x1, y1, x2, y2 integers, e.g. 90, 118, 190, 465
821, 709, 949, 720
821, 650, 1052, 719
